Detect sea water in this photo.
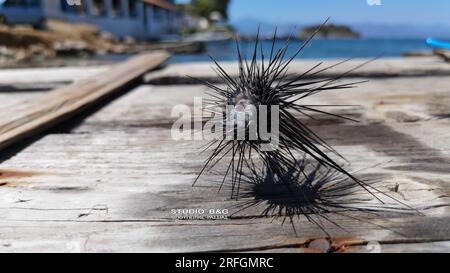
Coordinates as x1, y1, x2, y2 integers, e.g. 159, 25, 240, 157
170, 38, 431, 63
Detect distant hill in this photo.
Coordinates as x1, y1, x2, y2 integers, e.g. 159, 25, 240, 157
300, 24, 360, 39
230, 18, 302, 39
231, 18, 450, 39
351, 23, 450, 39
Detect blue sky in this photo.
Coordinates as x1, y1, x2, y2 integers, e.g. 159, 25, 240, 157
177, 0, 450, 26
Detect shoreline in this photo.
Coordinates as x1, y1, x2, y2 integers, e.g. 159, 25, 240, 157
1, 53, 437, 69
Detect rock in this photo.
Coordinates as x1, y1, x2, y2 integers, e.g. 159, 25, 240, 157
0, 46, 15, 58
123, 36, 137, 45
300, 24, 360, 39
0, 19, 128, 65
403, 51, 435, 57
99, 31, 118, 43
434, 49, 450, 62
53, 40, 92, 56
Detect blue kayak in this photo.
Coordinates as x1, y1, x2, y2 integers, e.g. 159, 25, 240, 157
426, 38, 450, 50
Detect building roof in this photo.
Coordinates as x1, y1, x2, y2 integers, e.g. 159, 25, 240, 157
143, 0, 177, 11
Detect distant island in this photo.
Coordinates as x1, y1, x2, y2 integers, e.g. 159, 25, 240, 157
300, 24, 361, 39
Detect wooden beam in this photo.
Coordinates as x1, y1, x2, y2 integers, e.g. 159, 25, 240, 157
0, 51, 170, 151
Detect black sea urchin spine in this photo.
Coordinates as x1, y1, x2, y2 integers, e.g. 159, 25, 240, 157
191, 19, 413, 215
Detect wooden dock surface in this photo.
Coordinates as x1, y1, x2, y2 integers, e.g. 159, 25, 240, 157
0, 57, 449, 252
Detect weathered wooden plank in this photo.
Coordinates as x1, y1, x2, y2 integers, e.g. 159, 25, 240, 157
145, 57, 450, 84
0, 126, 448, 252
0, 66, 109, 85
0, 52, 169, 152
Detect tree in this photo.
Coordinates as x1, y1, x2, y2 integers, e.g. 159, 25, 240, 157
192, 0, 230, 20
214, 0, 230, 19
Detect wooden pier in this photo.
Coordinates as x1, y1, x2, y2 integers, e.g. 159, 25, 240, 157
0, 56, 449, 252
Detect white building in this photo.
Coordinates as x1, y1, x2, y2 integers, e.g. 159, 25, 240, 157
0, 0, 180, 40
